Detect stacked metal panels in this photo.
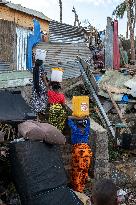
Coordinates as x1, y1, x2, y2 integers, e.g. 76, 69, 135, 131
34, 21, 92, 79
49, 20, 86, 43
34, 42, 92, 79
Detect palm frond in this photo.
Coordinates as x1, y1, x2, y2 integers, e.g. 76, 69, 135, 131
112, 1, 127, 19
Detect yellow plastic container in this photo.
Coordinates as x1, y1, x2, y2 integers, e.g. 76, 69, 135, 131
72, 96, 89, 118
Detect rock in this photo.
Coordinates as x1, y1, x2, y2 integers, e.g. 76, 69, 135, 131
74, 191, 91, 205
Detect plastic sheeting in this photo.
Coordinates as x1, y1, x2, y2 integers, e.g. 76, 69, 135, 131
27, 19, 41, 70
0, 90, 34, 121
9, 141, 83, 205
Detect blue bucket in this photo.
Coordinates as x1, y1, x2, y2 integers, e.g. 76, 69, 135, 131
95, 75, 101, 82
121, 94, 129, 103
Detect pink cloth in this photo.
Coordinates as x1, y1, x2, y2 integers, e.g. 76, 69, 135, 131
113, 20, 120, 70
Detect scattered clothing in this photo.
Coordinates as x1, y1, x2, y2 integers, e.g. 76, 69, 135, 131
71, 143, 92, 193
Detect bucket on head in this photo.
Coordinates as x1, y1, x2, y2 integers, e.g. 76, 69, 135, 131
72, 96, 89, 118
35, 49, 47, 61
51, 68, 64, 82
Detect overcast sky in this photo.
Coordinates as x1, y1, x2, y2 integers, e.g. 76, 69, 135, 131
11, 0, 127, 35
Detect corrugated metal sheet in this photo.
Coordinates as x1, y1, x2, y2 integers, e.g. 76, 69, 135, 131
49, 21, 86, 43
16, 27, 32, 71
34, 42, 92, 79
1, 0, 51, 21
0, 62, 10, 72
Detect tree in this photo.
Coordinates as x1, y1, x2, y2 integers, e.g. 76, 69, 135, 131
59, 0, 62, 23
112, 1, 126, 18
113, 0, 136, 61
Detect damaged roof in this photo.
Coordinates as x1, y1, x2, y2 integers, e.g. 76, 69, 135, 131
0, 0, 51, 21
49, 21, 86, 43
34, 21, 92, 79
34, 42, 92, 79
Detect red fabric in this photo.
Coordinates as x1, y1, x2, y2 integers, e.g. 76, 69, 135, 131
48, 90, 65, 104
113, 20, 120, 70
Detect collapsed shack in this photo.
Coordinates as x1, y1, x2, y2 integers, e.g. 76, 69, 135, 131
0, 18, 136, 204
0, 69, 135, 204
0, 73, 135, 204
33, 20, 93, 80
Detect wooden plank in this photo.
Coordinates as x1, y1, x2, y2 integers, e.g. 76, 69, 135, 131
105, 83, 131, 133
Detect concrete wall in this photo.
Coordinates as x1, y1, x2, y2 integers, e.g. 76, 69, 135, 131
0, 19, 16, 70
0, 5, 49, 32
90, 118, 110, 180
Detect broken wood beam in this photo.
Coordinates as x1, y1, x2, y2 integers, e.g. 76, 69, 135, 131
105, 83, 131, 134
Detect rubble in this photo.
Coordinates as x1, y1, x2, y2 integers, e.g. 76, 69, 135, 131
98, 70, 131, 97
124, 65, 136, 75
98, 70, 136, 105
63, 65, 136, 205
124, 77, 136, 98
74, 191, 91, 205
0, 2, 136, 203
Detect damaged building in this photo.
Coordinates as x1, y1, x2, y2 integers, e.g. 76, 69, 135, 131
33, 20, 93, 79
0, 0, 136, 202
0, 0, 50, 71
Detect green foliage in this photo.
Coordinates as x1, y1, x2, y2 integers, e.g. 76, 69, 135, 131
112, 1, 127, 19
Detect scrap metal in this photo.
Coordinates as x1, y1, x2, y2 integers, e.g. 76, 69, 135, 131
77, 56, 115, 138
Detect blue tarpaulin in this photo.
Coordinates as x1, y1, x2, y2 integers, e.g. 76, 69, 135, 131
27, 19, 41, 70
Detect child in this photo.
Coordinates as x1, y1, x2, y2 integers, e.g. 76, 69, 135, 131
92, 179, 118, 205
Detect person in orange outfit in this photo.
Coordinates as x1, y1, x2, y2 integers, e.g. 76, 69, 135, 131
71, 143, 92, 193
68, 117, 92, 193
